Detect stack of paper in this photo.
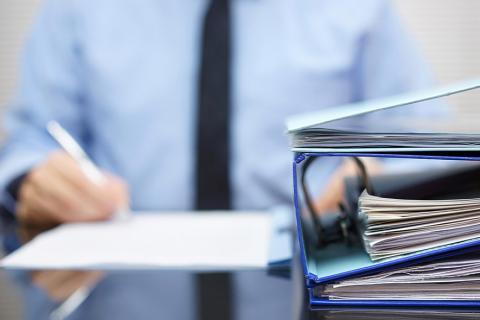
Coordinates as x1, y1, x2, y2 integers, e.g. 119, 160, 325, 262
358, 191, 480, 261
291, 129, 480, 150
320, 255, 480, 301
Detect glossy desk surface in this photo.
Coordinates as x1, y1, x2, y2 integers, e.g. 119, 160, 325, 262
2, 220, 480, 320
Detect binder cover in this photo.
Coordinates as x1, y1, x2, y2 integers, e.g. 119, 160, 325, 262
287, 78, 480, 154
293, 152, 480, 307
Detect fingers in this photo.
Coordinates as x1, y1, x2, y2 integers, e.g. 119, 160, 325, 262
32, 270, 104, 302
313, 158, 384, 215
314, 177, 345, 214
48, 154, 117, 214
18, 151, 130, 226
313, 161, 351, 214
17, 182, 64, 226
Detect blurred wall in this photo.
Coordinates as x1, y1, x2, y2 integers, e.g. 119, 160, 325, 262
0, 1, 40, 318
0, 0, 41, 113
396, 0, 480, 83
0, 1, 41, 318
394, 0, 480, 115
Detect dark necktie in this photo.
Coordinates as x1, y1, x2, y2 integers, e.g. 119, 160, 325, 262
195, 0, 232, 319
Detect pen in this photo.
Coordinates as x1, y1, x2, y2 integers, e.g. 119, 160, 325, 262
47, 121, 129, 219
47, 121, 105, 185
46, 120, 129, 320
49, 284, 94, 320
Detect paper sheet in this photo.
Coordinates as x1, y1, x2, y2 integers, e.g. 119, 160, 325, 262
359, 191, 480, 261
322, 255, 480, 301
2, 211, 280, 271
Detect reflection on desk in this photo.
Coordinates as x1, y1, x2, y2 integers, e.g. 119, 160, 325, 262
0, 214, 295, 320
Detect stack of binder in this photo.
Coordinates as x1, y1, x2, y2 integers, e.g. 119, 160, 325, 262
287, 78, 480, 307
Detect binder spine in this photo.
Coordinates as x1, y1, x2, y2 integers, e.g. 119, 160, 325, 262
293, 153, 309, 278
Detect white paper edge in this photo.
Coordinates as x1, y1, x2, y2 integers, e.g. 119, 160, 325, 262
1, 209, 293, 271
291, 147, 480, 153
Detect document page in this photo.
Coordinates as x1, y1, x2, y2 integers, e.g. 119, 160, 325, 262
2, 212, 275, 271
320, 255, 480, 301
358, 191, 480, 261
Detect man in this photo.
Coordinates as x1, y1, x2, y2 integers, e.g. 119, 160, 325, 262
0, 0, 434, 319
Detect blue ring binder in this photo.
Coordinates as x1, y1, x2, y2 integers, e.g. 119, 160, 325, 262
294, 152, 480, 307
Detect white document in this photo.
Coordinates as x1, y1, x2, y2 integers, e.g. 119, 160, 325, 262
2, 211, 284, 271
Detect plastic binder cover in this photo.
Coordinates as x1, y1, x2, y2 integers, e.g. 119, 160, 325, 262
293, 152, 480, 307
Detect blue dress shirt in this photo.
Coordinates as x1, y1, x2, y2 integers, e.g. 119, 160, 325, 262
0, 0, 434, 319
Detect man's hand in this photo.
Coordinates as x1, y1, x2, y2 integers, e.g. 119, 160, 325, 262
18, 151, 129, 226
314, 158, 382, 214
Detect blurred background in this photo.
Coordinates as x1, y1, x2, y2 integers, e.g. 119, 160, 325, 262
0, 0, 479, 318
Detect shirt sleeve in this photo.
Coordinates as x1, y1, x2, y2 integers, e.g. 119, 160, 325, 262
353, 0, 435, 100
0, 0, 87, 213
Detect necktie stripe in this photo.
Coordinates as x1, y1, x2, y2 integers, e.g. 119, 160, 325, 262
195, 0, 232, 319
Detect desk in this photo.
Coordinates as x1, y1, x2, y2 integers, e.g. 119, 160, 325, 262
2, 222, 480, 319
